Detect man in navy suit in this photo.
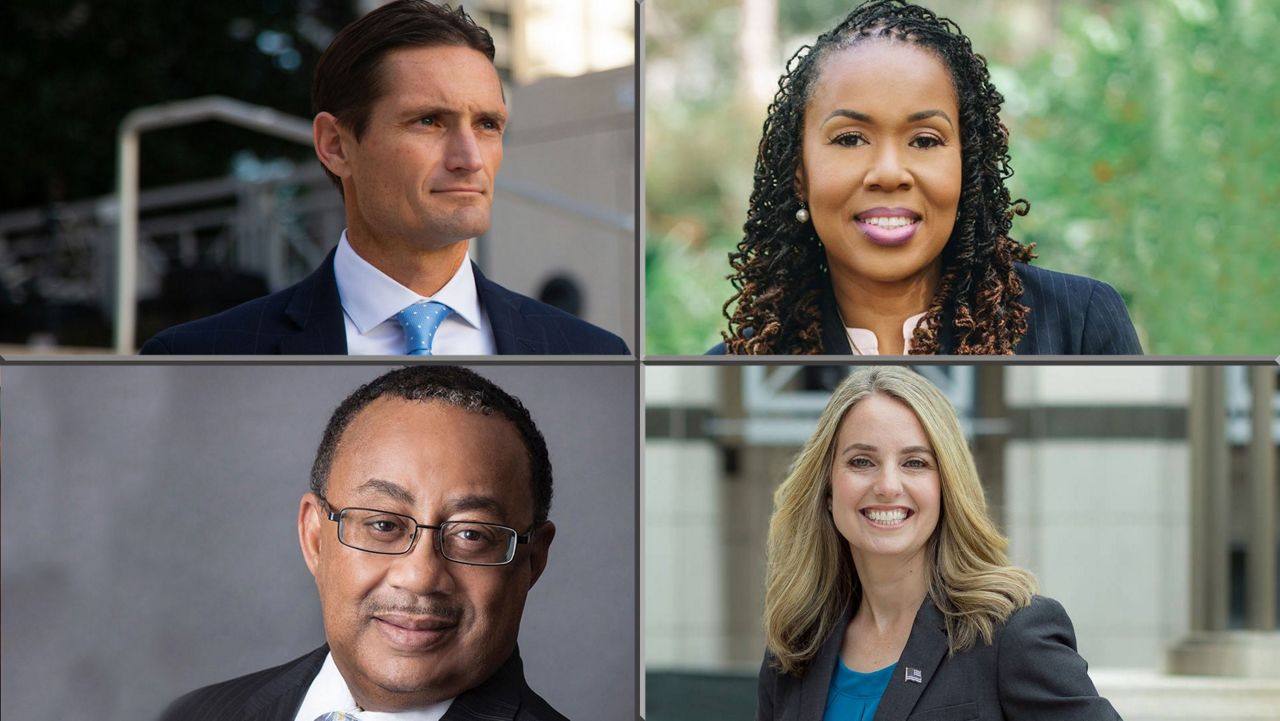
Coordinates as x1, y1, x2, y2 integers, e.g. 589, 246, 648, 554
141, 0, 627, 356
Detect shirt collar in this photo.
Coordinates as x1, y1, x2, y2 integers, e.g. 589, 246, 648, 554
333, 230, 484, 335
845, 311, 927, 355
295, 652, 453, 721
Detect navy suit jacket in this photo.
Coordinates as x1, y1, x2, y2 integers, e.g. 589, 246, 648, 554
140, 250, 629, 355
160, 645, 569, 721
757, 596, 1121, 721
708, 264, 1142, 355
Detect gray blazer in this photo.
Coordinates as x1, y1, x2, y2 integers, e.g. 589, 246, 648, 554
756, 596, 1121, 721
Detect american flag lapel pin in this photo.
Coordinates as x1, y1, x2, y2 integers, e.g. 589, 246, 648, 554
905, 667, 923, 683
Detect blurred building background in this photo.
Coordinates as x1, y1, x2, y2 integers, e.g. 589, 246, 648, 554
645, 364, 1280, 720
0, 0, 635, 353
645, 0, 1280, 355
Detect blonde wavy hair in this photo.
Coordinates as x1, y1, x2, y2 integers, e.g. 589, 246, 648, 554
764, 367, 1036, 676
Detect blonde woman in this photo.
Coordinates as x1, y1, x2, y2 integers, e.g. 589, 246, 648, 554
758, 367, 1120, 720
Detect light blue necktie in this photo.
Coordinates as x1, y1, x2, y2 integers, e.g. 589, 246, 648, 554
313, 713, 360, 721
395, 300, 454, 355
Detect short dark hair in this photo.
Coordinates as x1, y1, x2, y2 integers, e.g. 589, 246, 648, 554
310, 366, 553, 524
312, 0, 497, 193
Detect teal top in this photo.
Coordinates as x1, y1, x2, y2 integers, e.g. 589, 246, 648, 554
822, 659, 894, 721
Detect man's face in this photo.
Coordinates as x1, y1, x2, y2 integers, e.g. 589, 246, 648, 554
299, 398, 552, 711
333, 44, 506, 251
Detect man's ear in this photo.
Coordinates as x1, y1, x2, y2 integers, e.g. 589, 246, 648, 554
527, 521, 555, 587
313, 112, 354, 182
298, 492, 325, 579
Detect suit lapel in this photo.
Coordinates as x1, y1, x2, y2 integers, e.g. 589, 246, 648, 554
441, 648, 527, 721
277, 248, 348, 355
242, 645, 329, 721
818, 284, 853, 355
473, 263, 545, 355
872, 598, 949, 721
795, 607, 849, 721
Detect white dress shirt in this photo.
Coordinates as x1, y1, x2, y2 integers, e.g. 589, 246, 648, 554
293, 652, 453, 721
333, 231, 496, 355
845, 311, 927, 355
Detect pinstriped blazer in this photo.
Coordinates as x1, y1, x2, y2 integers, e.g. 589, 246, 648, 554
756, 596, 1121, 721
139, 249, 629, 356
708, 263, 1142, 355
159, 645, 568, 721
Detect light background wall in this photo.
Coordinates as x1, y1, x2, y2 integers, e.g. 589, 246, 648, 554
0, 363, 636, 721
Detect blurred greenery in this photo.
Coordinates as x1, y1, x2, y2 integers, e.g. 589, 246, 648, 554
645, 0, 1280, 355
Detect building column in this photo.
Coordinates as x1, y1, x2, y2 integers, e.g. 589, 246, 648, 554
1246, 366, 1276, 632
1189, 366, 1230, 632
1168, 366, 1280, 679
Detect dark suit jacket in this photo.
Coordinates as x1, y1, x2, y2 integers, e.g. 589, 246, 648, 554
160, 645, 569, 721
140, 250, 629, 355
708, 264, 1142, 355
756, 596, 1121, 721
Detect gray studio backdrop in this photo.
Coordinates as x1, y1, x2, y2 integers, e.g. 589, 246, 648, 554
0, 364, 636, 721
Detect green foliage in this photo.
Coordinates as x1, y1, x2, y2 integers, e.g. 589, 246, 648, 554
645, 1, 762, 354
1006, 0, 1280, 355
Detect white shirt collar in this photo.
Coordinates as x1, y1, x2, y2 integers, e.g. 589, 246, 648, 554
845, 311, 927, 355
333, 230, 484, 333
293, 652, 453, 721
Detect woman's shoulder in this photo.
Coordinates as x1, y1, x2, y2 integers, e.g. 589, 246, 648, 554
1004, 593, 1072, 622
1014, 262, 1118, 298
990, 595, 1121, 717
996, 594, 1078, 647
1012, 263, 1142, 354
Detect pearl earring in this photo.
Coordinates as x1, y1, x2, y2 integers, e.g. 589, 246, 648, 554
795, 203, 810, 224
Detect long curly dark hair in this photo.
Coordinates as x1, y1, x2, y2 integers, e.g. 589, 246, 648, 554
723, 0, 1034, 354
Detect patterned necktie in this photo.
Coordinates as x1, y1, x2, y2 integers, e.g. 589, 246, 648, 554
313, 713, 360, 721
395, 300, 454, 355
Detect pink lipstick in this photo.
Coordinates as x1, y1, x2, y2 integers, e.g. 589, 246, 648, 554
855, 207, 921, 247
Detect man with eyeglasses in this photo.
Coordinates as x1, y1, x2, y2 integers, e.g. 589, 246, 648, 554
162, 366, 566, 721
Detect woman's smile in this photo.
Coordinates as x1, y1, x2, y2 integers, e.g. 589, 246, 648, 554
855, 207, 923, 246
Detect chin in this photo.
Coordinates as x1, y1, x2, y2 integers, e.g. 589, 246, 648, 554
372, 659, 468, 699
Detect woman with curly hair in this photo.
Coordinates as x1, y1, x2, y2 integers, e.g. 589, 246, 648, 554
758, 367, 1120, 719
715, 0, 1142, 355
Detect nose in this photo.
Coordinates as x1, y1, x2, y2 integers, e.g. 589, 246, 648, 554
444, 125, 485, 174
871, 467, 906, 498
385, 528, 457, 596
864, 144, 912, 191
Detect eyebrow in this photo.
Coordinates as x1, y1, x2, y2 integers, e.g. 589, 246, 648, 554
840, 443, 935, 456
348, 484, 512, 520
399, 104, 508, 123
352, 478, 415, 505
822, 108, 954, 130
442, 494, 507, 517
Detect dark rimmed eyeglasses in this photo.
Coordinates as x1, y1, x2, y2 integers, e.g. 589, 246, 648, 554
318, 495, 534, 566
